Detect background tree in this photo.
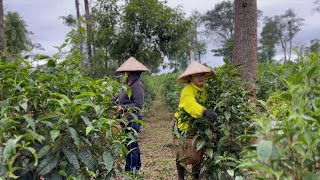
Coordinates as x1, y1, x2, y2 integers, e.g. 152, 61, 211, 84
189, 10, 207, 63
211, 37, 233, 64
109, 0, 191, 73
91, 0, 120, 75
4, 12, 30, 56
61, 14, 77, 27
232, 0, 258, 95
272, 9, 304, 61
84, 0, 93, 68
0, 0, 4, 52
202, 0, 234, 63
259, 18, 279, 62
61, 0, 85, 69
308, 39, 320, 53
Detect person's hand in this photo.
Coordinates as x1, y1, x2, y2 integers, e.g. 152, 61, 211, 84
202, 109, 218, 121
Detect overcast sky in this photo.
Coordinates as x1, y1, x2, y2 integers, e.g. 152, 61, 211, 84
4, 0, 320, 69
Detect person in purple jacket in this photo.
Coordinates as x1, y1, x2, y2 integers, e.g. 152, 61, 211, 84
113, 57, 150, 175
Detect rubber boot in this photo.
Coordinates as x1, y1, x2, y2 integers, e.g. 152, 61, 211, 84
192, 163, 201, 180
176, 162, 186, 180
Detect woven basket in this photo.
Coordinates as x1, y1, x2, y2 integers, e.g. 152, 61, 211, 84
174, 138, 203, 165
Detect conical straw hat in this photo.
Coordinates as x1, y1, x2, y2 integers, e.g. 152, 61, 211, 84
177, 61, 213, 83
116, 57, 150, 73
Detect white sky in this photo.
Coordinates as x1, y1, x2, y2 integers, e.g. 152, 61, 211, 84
4, 0, 320, 70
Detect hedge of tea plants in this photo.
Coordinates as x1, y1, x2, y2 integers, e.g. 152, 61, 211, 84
0, 57, 132, 179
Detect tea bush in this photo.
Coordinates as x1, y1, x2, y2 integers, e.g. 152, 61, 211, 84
140, 75, 156, 114
256, 61, 298, 101
239, 53, 320, 179
0, 57, 132, 179
202, 65, 255, 179
173, 65, 255, 179
160, 73, 183, 112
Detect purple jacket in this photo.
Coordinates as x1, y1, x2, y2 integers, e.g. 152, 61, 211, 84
113, 75, 145, 119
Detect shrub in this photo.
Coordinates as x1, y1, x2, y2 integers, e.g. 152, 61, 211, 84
161, 73, 183, 112
239, 53, 320, 179
0, 57, 131, 179
257, 61, 298, 101
173, 65, 255, 179
140, 75, 156, 114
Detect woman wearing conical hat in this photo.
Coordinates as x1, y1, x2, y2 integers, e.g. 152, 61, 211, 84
173, 61, 218, 180
113, 57, 150, 174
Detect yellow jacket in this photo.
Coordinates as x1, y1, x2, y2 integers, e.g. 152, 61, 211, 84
174, 82, 207, 130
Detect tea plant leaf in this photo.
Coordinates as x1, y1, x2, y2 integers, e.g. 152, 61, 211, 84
38, 145, 51, 159
81, 116, 92, 126
280, 92, 292, 103
257, 140, 273, 163
62, 147, 80, 170
47, 59, 56, 67
0, 64, 17, 71
292, 143, 305, 157
59, 170, 67, 177
23, 114, 35, 130
303, 131, 312, 146
3, 136, 22, 162
23, 147, 38, 166
78, 150, 95, 170
205, 129, 213, 137
52, 93, 71, 103
205, 148, 214, 159
40, 121, 54, 128
20, 58, 31, 68
37, 112, 63, 122
196, 139, 206, 151
237, 162, 273, 173
231, 105, 238, 113
227, 169, 234, 177
103, 151, 113, 174
25, 129, 45, 143
224, 111, 231, 121
76, 92, 96, 99
37, 155, 58, 175
126, 87, 132, 98
36, 54, 51, 60
68, 127, 80, 147
19, 101, 28, 112
307, 66, 318, 79
50, 130, 60, 142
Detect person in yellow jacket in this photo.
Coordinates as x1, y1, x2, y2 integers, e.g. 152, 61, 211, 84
174, 61, 217, 180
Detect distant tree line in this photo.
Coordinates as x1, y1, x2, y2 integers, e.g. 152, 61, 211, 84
0, 0, 319, 76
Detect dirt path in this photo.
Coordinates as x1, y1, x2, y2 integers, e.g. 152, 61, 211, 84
139, 89, 178, 179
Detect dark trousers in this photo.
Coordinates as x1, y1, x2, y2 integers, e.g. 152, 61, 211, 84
125, 140, 141, 172
125, 121, 141, 172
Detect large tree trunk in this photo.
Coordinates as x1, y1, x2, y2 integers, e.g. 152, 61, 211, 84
0, 0, 5, 52
84, 0, 93, 69
232, 0, 258, 99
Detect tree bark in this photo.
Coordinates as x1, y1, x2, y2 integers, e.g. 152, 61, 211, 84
84, 0, 93, 68
0, 0, 5, 52
232, 0, 258, 98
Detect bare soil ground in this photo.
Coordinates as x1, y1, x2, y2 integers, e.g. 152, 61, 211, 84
139, 90, 178, 180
